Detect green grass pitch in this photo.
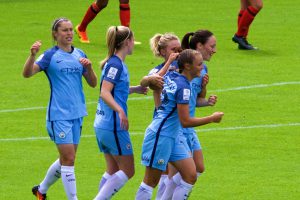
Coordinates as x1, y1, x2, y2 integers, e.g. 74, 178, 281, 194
0, 0, 299, 199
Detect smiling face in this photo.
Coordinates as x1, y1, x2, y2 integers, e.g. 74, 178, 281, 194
53, 21, 73, 46
197, 35, 216, 61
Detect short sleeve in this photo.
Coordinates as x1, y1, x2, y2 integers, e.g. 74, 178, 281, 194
103, 63, 123, 84
175, 83, 190, 104
36, 53, 50, 71
35, 48, 57, 71
148, 67, 159, 76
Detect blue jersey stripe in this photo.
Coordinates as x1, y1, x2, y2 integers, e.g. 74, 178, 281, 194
149, 106, 177, 167
111, 88, 122, 155
44, 71, 53, 121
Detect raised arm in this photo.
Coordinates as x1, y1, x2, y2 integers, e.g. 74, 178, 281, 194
23, 41, 42, 78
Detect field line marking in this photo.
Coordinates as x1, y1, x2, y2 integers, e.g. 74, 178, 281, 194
1, 81, 299, 113
1, 122, 299, 142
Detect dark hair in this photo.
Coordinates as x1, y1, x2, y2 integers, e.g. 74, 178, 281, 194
177, 49, 200, 73
181, 30, 213, 50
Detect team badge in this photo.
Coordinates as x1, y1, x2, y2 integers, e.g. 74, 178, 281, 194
126, 143, 131, 150
107, 67, 118, 79
58, 132, 66, 139
157, 159, 165, 165
183, 89, 191, 100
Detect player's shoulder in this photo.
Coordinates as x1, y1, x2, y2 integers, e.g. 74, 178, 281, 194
107, 55, 122, 66
73, 46, 87, 56
36, 46, 58, 62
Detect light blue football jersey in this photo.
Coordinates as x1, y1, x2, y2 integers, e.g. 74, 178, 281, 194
36, 46, 87, 121
94, 55, 130, 131
182, 64, 208, 134
147, 71, 191, 139
149, 60, 179, 118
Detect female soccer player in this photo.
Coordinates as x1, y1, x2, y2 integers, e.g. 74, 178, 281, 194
75, 0, 133, 44
232, 0, 263, 50
161, 29, 218, 199
135, 49, 224, 199
93, 25, 147, 200
139, 33, 181, 199
23, 17, 97, 200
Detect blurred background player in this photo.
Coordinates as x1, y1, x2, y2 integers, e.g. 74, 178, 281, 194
75, 0, 140, 44
232, 0, 263, 50
23, 18, 97, 200
93, 25, 147, 200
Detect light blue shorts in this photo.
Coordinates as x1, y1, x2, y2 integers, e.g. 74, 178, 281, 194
141, 128, 191, 171
183, 131, 202, 153
46, 118, 83, 145
94, 128, 133, 156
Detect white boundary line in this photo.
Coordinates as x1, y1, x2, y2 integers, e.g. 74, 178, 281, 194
1, 122, 299, 142
1, 81, 299, 114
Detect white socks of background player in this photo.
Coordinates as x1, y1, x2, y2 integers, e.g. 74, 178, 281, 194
98, 172, 112, 191
39, 159, 61, 194
94, 170, 128, 200
155, 174, 168, 200
61, 165, 78, 200
135, 182, 153, 200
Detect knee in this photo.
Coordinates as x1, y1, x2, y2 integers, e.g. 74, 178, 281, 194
197, 165, 205, 174
252, 1, 263, 11
182, 172, 197, 185
60, 155, 75, 166
96, 0, 108, 9
126, 168, 135, 179
119, 0, 129, 4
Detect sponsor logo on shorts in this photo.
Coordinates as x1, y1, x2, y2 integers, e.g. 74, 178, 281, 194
59, 132, 66, 139
142, 156, 149, 162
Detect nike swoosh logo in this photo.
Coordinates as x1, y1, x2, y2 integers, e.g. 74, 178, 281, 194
66, 174, 72, 177
56, 60, 63, 63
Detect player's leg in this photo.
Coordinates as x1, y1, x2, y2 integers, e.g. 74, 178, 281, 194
95, 154, 134, 199
136, 167, 162, 199
58, 144, 78, 200
97, 153, 119, 191
233, 0, 263, 49
75, 0, 109, 43
119, 0, 130, 27
170, 158, 197, 200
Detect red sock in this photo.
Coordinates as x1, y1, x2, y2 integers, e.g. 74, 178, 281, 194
120, 3, 130, 27
236, 6, 259, 37
78, 2, 101, 32
237, 9, 245, 26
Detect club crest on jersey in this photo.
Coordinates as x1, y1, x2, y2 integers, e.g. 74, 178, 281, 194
183, 89, 190, 100
58, 132, 66, 139
126, 143, 131, 150
157, 159, 165, 165
107, 67, 118, 79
